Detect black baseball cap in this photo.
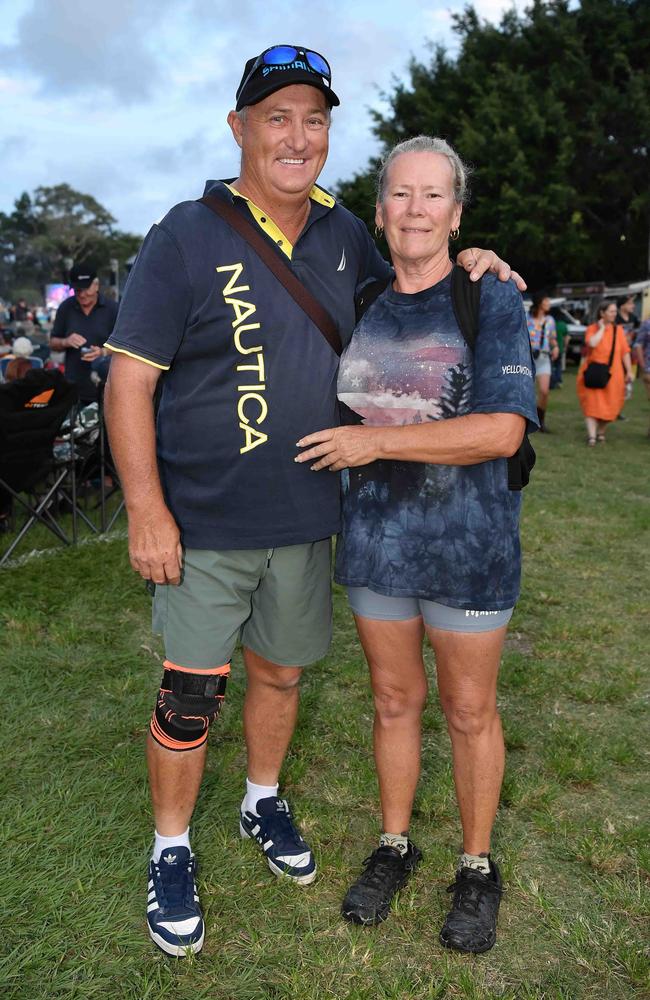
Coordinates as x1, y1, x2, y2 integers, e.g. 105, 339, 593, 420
69, 264, 97, 289
235, 44, 340, 112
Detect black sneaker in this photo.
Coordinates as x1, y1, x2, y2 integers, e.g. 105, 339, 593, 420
439, 860, 503, 954
147, 847, 204, 957
341, 842, 422, 925
240, 796, 316, 885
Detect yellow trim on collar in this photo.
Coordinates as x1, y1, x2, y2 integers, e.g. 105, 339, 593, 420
105, 344, 170, 371
224, 183, 293, 260
309, 185, 335, 208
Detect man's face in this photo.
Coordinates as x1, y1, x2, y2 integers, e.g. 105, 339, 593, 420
75, 278, 99, 310
228, 85, 330, 203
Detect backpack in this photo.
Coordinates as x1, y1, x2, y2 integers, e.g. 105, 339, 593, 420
354, 267, 536, 490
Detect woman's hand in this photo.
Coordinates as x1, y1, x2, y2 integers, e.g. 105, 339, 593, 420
456, 247, 527, 292
295, 426, 380, 472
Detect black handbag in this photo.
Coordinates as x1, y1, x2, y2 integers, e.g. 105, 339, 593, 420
583, 324, 617, 388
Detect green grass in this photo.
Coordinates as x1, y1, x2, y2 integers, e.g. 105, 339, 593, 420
1, 370, 649, 1000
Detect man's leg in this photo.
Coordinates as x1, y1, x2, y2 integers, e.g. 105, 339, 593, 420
243, 648, 302, 786
147, 736, 207, 837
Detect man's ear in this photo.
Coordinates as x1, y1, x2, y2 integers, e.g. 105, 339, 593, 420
227, 110, 243, 148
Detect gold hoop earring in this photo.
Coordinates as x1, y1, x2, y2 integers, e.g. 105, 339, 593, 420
449, 228, 460, 241
374, 225, 384, 239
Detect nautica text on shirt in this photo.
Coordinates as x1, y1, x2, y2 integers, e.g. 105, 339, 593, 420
217, 262, 268, 455
501, 364, 532, 377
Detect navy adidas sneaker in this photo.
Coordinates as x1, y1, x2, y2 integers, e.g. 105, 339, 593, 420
147, 846, 204, 956
239, 796, 316, 885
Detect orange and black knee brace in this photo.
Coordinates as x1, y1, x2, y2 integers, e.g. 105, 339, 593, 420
150, 661, 230, 752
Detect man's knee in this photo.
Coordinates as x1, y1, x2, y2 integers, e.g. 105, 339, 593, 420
245, 651, 302, 692
150, 661, 230, 752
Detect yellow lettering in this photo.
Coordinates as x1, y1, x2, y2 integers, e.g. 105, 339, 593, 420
234, 323, 262, 354
216, 262, 249, 296
237, 392, 268, 426
236, 353, 266, 382
239, 423, 268, 454
226, 298, 257, 328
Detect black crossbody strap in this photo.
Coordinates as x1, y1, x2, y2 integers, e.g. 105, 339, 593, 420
606, 324, 617, 368
198, 194, 342, 356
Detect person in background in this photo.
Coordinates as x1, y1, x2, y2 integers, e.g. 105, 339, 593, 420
634, 319, 650, 438
577, 301, 633, 445
616, 295, 639, 346
550, 314, 568, 389
50, 264, 117, 403
527, 292, 559, 432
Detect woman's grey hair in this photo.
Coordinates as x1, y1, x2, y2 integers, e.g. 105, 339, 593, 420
377, 136, 469, 205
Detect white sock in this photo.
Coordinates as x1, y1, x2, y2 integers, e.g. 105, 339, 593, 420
459, 850, 491, 875
152, 827, 190, 863
380, 832, 409, 856
242, 778, 279, 815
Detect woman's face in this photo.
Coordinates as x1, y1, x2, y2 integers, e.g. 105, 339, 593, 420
375, 151, 462, 268
601, 303, 617, 323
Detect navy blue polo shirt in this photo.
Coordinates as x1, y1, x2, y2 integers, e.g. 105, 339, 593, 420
51, 293, 118, 401
106, 180, 390, 550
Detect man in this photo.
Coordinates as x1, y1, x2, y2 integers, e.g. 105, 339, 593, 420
50, 264, 117, 403
104, 44, 521, 957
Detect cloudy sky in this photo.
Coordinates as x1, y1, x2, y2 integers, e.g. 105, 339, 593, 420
0, 0, 514, 237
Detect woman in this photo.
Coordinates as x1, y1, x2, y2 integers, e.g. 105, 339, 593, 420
577, 301, 632, 444
527, 292, 559, 432
297, 136, 537, 953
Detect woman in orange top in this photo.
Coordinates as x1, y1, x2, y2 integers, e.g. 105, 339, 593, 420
577, 301, 633, 445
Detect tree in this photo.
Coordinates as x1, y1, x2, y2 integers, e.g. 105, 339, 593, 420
336, 0, 650, 288
0, 184, 142, 298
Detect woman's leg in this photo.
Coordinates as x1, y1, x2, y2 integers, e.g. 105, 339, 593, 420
536, 373, 551, 431
585, 415, 597, 443
354, 614, 428, 834
596, 418, 608, 442
426, 624, 507, 854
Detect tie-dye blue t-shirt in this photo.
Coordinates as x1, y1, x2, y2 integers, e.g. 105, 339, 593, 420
334, 272, 538, 611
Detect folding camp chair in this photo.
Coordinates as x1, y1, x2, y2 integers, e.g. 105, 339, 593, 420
0, 369, 79, 565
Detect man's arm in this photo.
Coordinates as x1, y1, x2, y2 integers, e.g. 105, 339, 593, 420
456, 248, 527, 292
104, 353, 183, 584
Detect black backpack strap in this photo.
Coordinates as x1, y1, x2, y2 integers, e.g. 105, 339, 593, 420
355, 277, 391, 323
450, 264, 481, 350
449, 266, 535, 491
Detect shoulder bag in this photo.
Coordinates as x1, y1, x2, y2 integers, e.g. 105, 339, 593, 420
583, 324, 617, 389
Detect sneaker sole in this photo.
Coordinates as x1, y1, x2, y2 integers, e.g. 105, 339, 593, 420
239, 821, 317, 886
148, 925, 205, 957
439, 930, 496, 954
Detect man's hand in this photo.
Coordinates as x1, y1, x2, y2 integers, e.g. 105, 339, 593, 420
66, 333, 87, 348
80, 345, 104, 362
127, 505, 184, 585
296, 426, 379, 472
456, 247, 527, 292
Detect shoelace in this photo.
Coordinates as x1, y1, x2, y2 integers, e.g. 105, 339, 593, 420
153, 857, 196, 909
356, 847, 408, 891
257, 800, 305, 852
446, 867, 503, 916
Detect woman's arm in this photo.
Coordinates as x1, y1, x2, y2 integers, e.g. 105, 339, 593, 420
586, 322, 606, 348
296, 412, 526, 473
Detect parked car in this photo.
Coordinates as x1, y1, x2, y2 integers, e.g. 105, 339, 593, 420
548, 303, 586, 364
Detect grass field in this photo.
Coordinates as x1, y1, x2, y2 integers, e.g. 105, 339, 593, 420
1, 370, 648, 1000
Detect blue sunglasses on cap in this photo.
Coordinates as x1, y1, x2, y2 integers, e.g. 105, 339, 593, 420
243, 45, 331, 88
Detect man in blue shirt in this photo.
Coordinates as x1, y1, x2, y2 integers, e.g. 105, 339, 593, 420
104, 44, 520, 957
50, 264, 117, 403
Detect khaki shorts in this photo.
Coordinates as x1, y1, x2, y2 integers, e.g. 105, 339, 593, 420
152, 541, 332, 670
